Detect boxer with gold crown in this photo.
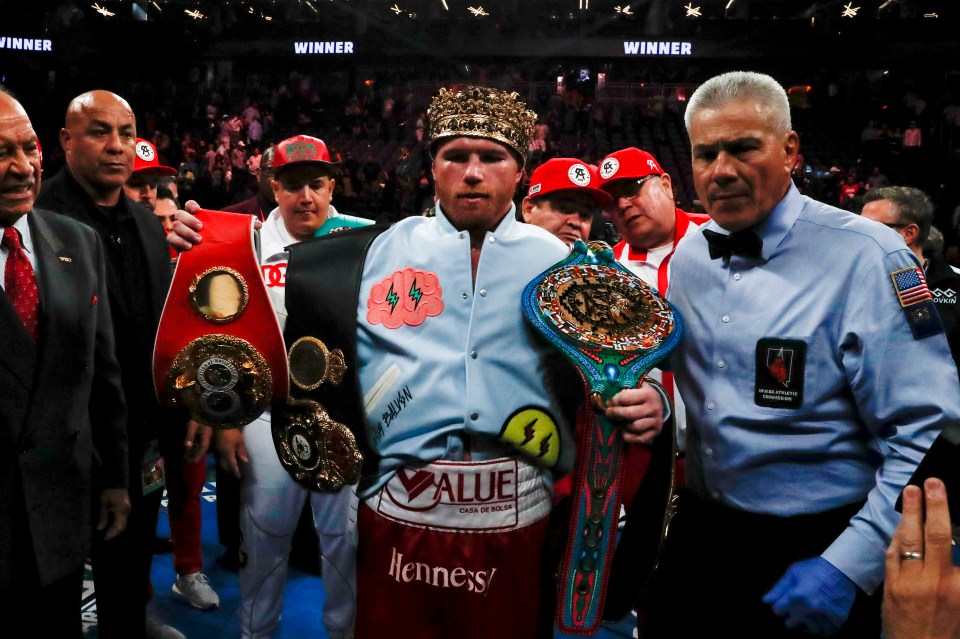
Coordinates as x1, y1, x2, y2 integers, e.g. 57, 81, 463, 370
170, 86, 666, 638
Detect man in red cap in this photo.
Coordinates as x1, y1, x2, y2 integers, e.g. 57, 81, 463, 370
599, 146, 707, 408
123, 138, 178, 212
599, 147, 707, 290
211, 134, 360, 639
520, 158, 610, 245
598, 147, 708, 633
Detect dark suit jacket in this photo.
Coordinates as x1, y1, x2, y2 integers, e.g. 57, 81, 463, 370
0, 209, 127, 588
36, 168, 172, 457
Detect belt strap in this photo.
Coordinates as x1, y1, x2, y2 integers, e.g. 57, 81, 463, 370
281, 225, 389, 489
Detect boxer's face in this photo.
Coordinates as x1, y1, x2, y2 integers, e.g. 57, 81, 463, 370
432, 137, 521, 237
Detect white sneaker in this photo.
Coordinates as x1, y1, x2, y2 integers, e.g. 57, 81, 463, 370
172, 571, 220, 610
145, 614, 187, 639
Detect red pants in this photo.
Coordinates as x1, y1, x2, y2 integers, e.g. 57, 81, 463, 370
356, 458, 552, 639
165, 453, 208, 575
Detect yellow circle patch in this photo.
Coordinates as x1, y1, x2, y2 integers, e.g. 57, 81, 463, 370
499, 407, 560, 467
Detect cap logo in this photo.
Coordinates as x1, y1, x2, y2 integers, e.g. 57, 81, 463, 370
648, 159, 659, 172
599, 158, 619, 180
567, 163, 591, 187
284, 141, 318, 161
529, 183, 542, 196
136, 142, 156, 162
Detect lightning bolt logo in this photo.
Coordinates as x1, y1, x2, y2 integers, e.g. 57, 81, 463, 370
520, 417, 538, 446
409, 278, 423, 309
538, 433, 553, 459
366, 267, 444, 329
499, 407, 560, 467
386, 284, 399, 312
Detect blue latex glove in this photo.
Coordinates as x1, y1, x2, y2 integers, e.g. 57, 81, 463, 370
762, 557, 857, 636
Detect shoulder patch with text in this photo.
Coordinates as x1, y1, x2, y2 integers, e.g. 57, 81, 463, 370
367, 267, 444, 329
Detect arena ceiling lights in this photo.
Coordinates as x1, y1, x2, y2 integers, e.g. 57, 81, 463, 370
79, 0, 954, 26
91, 3, 115, 17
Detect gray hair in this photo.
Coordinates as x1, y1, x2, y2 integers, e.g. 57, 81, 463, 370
685, 71, 792, 135
864, 185, 934, 246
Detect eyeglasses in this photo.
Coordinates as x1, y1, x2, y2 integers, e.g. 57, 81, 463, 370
605, 174, 660, 203
883, 223, 908, 229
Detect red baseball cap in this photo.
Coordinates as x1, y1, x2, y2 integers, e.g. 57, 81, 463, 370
526, 158, 611, 208
597, 148, 664, 189
133, 138, 177, 177
273, 135, 336, 175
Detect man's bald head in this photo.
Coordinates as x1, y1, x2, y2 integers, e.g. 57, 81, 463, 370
60, 90, 136, 206
0, 86, 42, 226
65, 90, 133, 129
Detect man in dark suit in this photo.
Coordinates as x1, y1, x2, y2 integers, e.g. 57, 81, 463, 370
36, 89, 204, 639
0, 87, 129, 636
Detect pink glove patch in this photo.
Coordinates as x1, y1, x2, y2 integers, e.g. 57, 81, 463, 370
367, 267, 444, 329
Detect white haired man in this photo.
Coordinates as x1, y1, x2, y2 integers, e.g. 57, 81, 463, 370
647, 71, 960, 638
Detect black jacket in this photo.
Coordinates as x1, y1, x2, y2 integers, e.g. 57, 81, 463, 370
926, 255, 960, 380
36, 168, 172, 455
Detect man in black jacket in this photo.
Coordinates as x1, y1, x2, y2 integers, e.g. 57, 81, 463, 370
36, 89, 206, 639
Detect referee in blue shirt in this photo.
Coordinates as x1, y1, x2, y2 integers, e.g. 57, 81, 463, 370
646, 71, 960, 638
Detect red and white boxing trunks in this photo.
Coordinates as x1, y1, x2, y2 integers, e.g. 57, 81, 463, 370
355, 457, 553, 639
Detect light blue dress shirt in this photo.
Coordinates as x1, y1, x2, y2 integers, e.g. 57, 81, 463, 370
668, 183, 960, 593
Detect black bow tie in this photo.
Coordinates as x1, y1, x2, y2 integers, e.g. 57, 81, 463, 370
702, 228, 763, 260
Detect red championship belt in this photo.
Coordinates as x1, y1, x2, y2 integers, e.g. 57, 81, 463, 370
153, 210, 289, 429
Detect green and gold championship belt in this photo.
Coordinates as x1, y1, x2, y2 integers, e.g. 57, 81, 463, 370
522, 241, 682, 634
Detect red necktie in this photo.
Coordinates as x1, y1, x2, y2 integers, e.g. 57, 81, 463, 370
3, 227, 39, 341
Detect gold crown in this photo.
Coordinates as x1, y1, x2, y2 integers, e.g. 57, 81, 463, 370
428, 85, 537, 164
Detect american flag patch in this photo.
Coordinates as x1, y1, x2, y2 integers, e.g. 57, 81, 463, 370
891, 267, 932, 307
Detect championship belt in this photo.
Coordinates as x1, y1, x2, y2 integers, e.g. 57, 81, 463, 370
274, 338, 362, 491
521, 240, 683, 634
153, 210, 288, 429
